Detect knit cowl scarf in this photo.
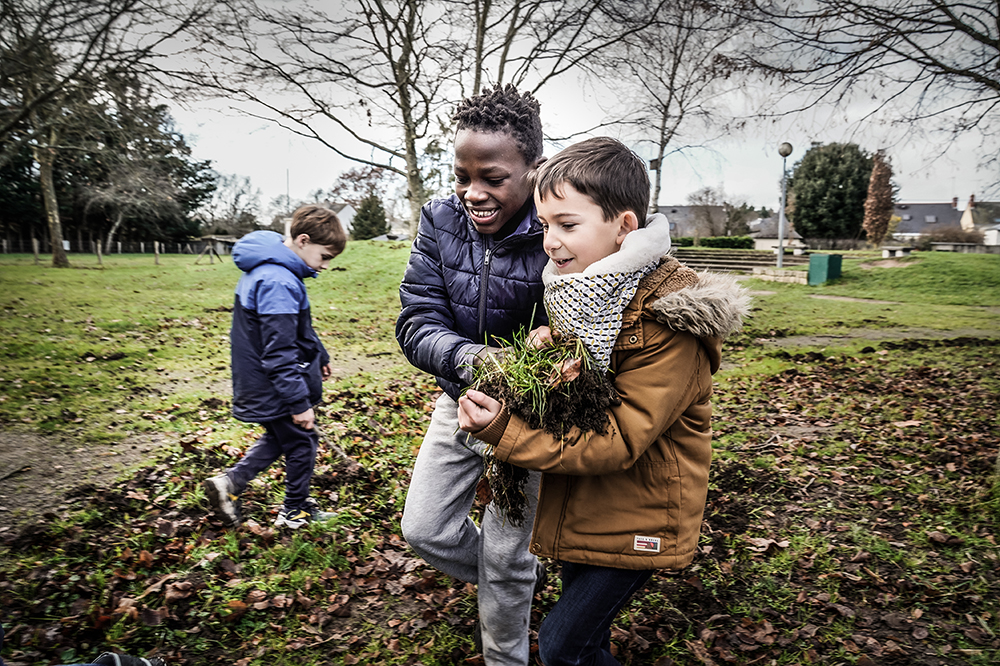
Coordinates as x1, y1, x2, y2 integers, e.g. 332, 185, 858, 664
542, 213, 674, 371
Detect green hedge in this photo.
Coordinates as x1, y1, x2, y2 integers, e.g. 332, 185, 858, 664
672, 236, 755, 249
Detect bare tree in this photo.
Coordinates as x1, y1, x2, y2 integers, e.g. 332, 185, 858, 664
198, 173, 261, 236
444, 0, 666, 97
327, 166, 395, 209
189, 0, 451, 236
80, 164, 184, 253
737, 1, 1000, 180
193, 1, 669, 235
687, 185, 725, 237
593, 1, 743, 212
0, 0, 219, 266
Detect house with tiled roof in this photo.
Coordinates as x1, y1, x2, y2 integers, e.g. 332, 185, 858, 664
746, 216, 806, 251
892, 198, 963, 241
959, 195, 1000, 245
657, 205, 726, 238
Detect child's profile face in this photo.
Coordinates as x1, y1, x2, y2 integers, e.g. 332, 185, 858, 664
537, 183, 635, 275
288, 234, 341, 272
453, 129, 538, 235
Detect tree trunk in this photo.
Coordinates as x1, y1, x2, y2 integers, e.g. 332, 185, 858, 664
33, 130, 70, 268
105, 210, 125, 254
395, 0, 427, 238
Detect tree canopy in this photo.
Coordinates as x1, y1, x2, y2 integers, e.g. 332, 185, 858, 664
788, 143, 873, 240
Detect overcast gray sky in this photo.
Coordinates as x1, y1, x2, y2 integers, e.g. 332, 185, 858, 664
171, 77, 998, 217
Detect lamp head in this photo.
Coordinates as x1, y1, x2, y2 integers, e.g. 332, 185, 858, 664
778, 142, 793, 158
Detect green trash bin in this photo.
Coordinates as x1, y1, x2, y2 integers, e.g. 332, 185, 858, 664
808, 254, 842, 286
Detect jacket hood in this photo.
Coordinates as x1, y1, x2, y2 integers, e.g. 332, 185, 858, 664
233, 230, 316, 279
648, 268, 751, 341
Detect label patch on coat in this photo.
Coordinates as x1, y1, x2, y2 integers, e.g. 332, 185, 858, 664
633, 535, 661, 553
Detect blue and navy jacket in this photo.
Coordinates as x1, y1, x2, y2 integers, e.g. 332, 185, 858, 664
230, 230, 329, 423
396, 194, 549, 399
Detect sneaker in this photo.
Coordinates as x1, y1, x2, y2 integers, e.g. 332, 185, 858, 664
303, 497, 337, 522
93, 652, 166, 666
275, 499, 336, 529
274, 506, 312, 529
203, 474, 242, 527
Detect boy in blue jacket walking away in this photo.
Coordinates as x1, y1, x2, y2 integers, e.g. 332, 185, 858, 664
204, 205, 346, 530
396, 84, 548, 665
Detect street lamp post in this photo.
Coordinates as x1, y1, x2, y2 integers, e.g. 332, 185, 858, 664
777, 142, 793, 269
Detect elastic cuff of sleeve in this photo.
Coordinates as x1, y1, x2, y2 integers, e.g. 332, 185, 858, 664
474, 407, 510, 447
455, 343, 487, 384
287, 398, 312, 416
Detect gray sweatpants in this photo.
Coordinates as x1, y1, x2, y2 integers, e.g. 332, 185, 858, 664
402, 394, 541, 666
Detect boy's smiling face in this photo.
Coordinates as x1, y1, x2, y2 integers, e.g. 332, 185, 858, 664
537, 182, 635, 275
453, 129, 538, 235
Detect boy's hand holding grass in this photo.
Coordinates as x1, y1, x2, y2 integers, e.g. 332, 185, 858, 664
458, 389, 502, 432
527, 325, 554, 349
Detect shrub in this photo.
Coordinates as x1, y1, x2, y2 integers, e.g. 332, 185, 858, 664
915, 227, 984, 250
671, 236, 754, 249
700, 236, 754, 249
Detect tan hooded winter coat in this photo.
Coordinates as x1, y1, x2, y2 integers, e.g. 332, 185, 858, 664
473, 257, 750, 570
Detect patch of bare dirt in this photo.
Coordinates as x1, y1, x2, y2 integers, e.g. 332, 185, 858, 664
858, 258, 914, 269
809, 294, 900, 304
0, 429, 174, 531
0, 351, 412, 530
754, 327, 1000, 349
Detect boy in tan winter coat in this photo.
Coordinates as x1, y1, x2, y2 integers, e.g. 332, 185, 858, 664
458, 137, 750, 665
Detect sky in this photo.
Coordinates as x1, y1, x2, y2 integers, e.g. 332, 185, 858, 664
170, 79, 999, 220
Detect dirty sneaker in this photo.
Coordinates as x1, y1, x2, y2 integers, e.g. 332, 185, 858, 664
203, 474, 242, 527
274, 506, 312, 529
304, 497, 337, 522
275, 499, 336, 529
92, 652, 166, 666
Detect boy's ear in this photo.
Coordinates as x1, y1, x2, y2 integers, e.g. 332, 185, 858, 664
616, 211, 639, 245
293, 233, 311, 247
532, 155, 547, 169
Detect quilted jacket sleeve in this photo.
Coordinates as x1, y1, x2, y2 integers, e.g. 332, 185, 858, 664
396, 202, 475, 385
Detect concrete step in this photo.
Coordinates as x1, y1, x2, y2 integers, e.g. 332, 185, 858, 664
670, 248, 810, 274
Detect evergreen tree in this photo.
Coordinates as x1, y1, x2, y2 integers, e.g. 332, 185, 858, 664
788, 143, 872, 240
351, 194, 389, 240
863, 150, 894, 247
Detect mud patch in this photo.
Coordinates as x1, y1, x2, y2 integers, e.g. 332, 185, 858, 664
0, 429, 174, 530
755, 327, 1000, 349
809, 294, 901, 305
858, 258, 915, 269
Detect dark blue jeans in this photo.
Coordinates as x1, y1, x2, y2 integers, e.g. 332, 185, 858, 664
538, 562, 654, 666
226, 415, 318, 512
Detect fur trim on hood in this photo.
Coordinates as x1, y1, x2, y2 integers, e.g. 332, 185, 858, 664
648, 270, 751, 340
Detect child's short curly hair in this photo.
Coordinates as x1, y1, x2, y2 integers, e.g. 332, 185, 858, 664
453, 83, 543, 164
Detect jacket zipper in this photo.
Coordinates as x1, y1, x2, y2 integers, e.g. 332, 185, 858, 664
478, 248, 492, 341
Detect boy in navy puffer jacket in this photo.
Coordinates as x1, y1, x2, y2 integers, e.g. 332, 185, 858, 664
204, 205, 346, 530
395, 84, 548, 666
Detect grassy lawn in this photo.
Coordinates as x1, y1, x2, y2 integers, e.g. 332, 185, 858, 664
0, 247, 998, 665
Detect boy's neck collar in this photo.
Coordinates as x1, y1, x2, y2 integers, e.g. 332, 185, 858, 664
489, 197, 533, 242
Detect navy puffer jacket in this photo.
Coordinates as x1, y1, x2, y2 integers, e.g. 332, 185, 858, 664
230, 231, 330, 423
396, 194, 549, 399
